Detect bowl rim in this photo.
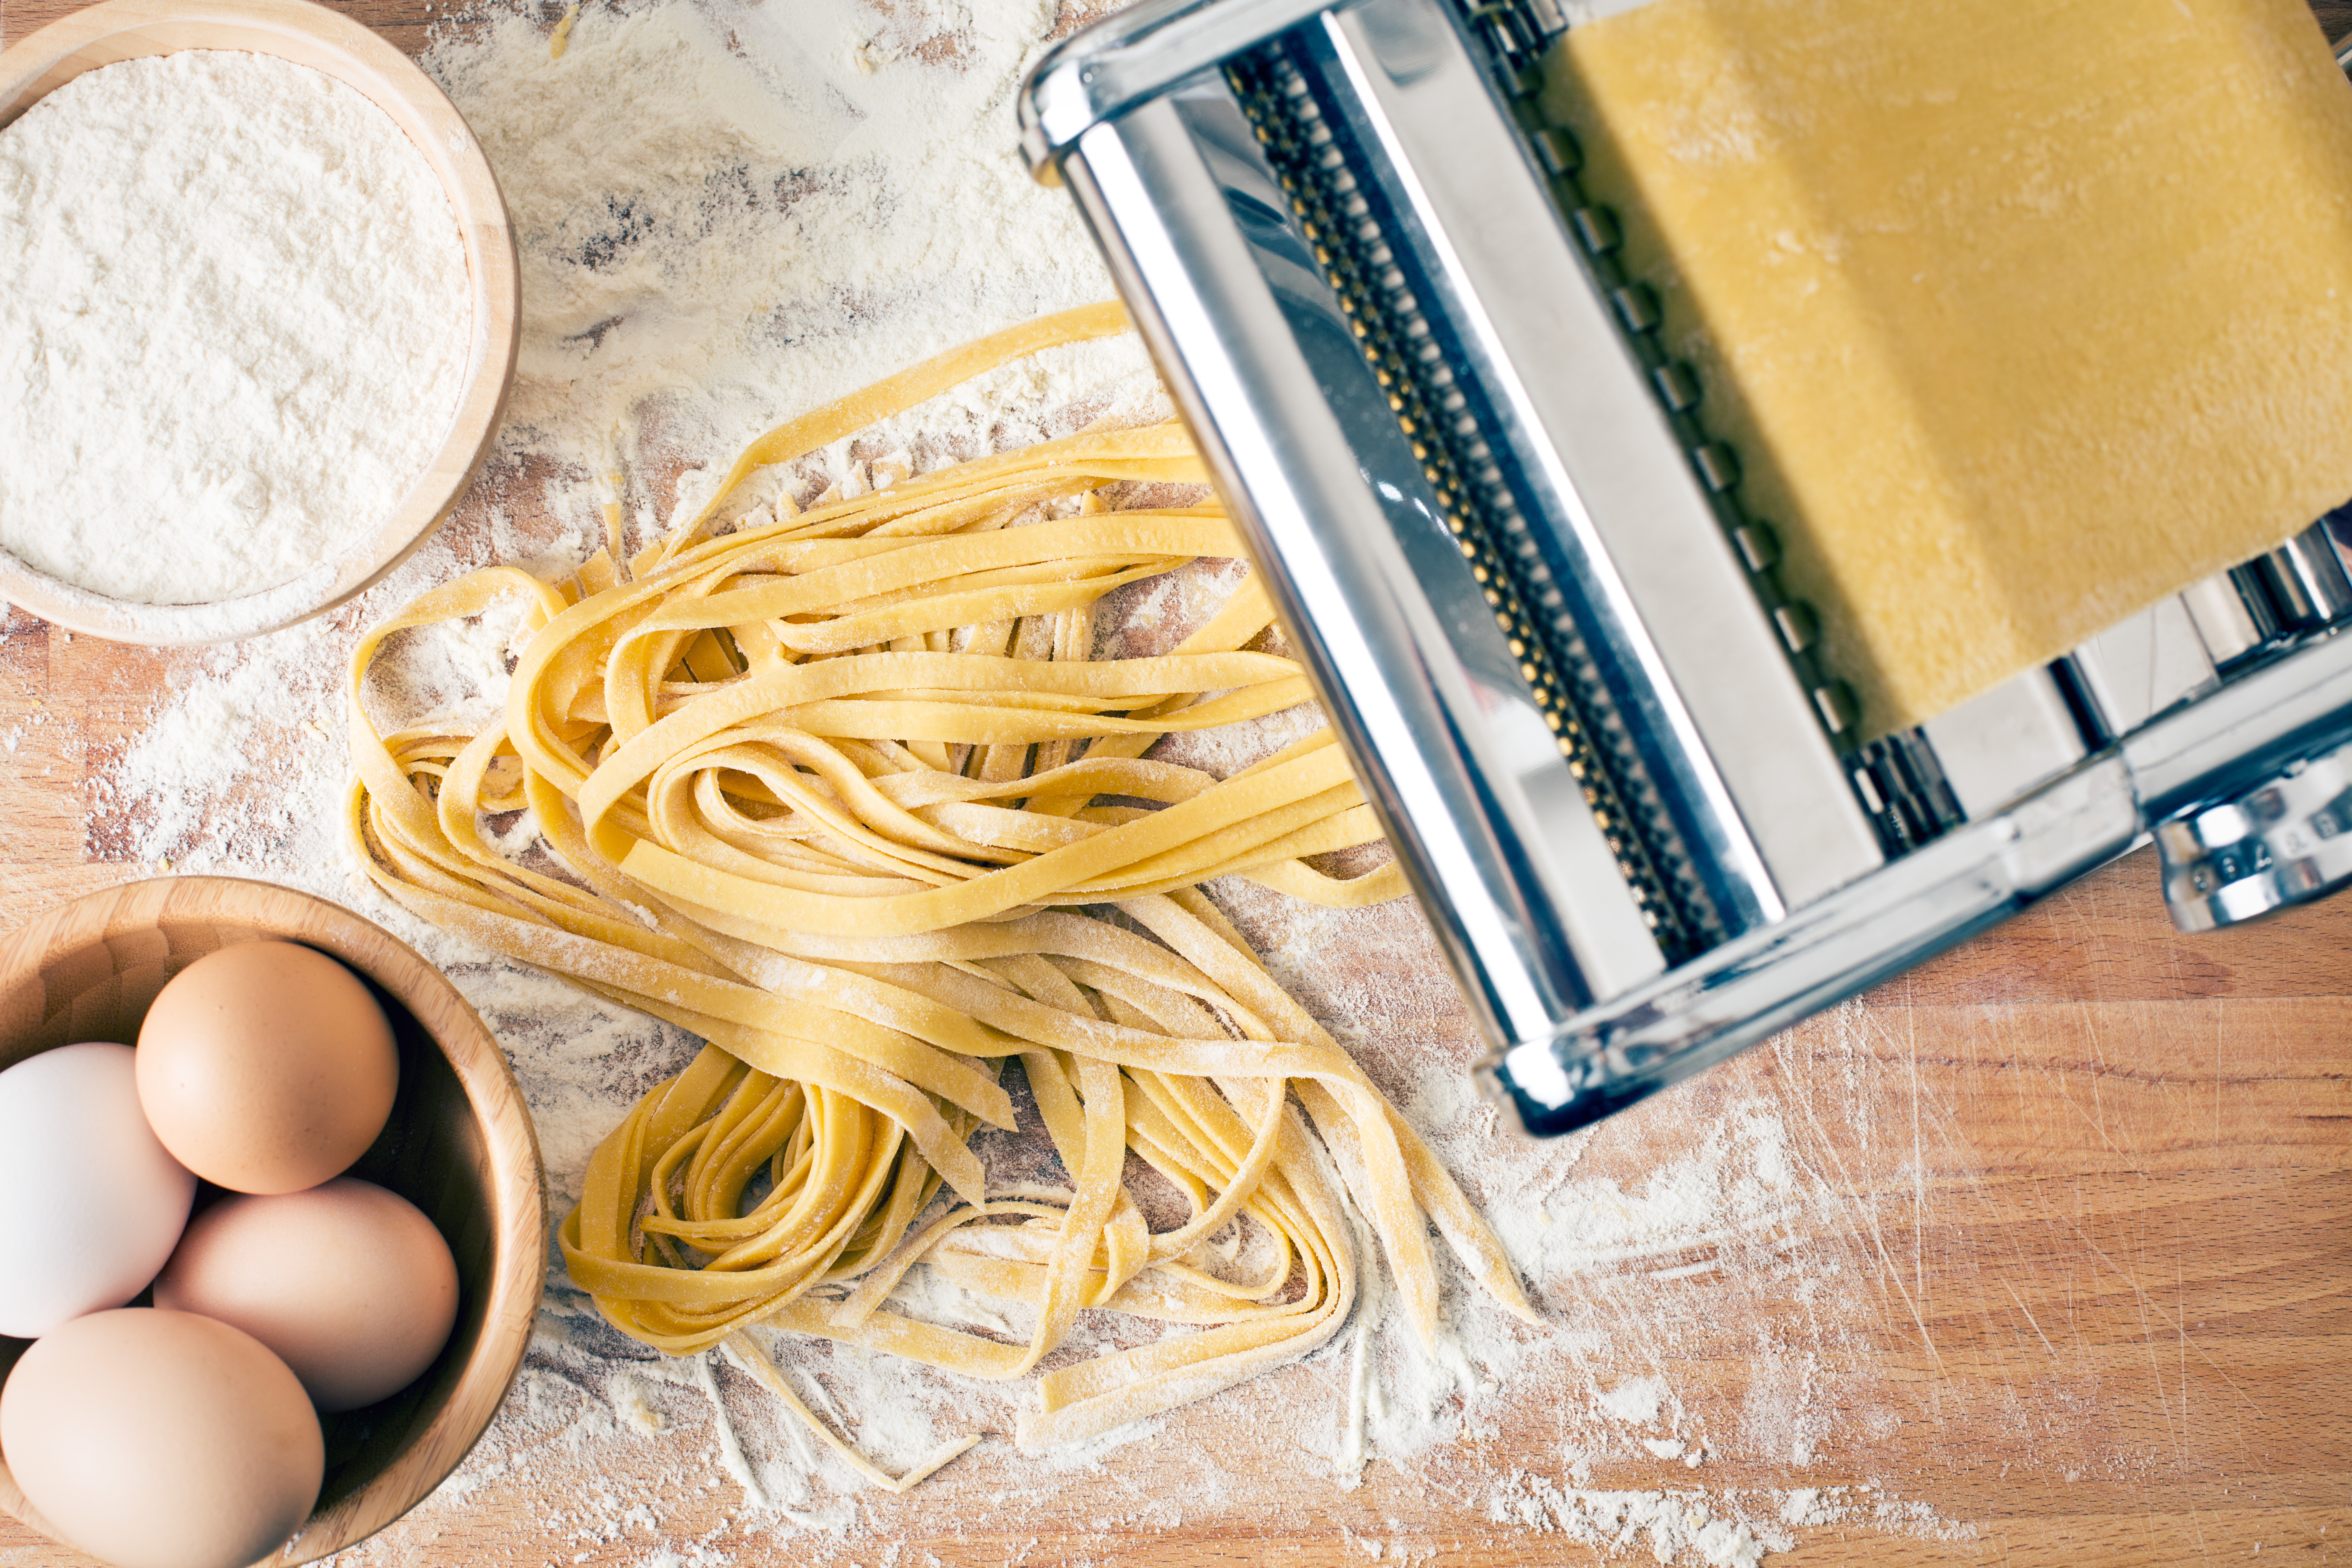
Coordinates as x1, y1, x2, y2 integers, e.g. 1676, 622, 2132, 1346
0, 0, 522, 647
0, 874, 548, 1564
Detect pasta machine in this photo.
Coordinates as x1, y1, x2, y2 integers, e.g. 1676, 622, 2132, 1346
1017, 0, 2352, 1135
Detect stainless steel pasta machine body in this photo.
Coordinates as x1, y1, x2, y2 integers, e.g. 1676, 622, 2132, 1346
1018, 0, 2352, 1135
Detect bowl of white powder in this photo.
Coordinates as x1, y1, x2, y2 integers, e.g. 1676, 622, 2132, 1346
0, 0, 519, 645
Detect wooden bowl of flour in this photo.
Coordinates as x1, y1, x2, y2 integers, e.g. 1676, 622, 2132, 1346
0, 877, 546, 1563
0, 0, 519, 645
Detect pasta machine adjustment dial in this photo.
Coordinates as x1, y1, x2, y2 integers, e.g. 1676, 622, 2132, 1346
2156, 732, 2352, 931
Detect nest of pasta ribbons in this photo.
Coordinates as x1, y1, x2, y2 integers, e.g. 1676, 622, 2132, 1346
347, 304, 1535, 1477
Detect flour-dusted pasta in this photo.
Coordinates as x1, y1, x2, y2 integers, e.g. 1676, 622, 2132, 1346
347, 306, 1535, 1471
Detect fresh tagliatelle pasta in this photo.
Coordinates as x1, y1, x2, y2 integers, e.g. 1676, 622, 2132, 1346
346, 304, 1538, 1477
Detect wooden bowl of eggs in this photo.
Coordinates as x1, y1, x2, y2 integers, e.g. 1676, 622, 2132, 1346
0, 877, 545, 1568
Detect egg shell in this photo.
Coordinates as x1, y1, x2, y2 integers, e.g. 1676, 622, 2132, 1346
0, 1042, 195, 1339
136, 939, 399, 1194
154, 1177, 461, 1411
0, 1307, 323, 1568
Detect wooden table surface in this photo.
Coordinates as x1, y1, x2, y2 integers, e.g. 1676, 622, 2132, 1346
4, 0, 2352, 1563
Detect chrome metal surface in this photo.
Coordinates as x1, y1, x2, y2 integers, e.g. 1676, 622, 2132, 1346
2181, 572, 2272, 670
1847, 729, 1965, 852
1319, 0, 1882, 914
2321, 505, 2352, 585
2125, 627, 2352, 931
2156, 735, 2352, 930
1483, 757, 2143, 1135
2254, 523, 2352, 632
1020, 0, 1331, 181
2124, 624, 2352, 816
1489, 629, 2352, 1128
1921, 668, 2092, 820
1027, 0, 2352, 1137
1065, 81, 1665, 1041
2070, 596, 2218, 737
1223, 44, 1754, 960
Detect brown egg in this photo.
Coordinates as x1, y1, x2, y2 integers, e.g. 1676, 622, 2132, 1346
0, 1308, 323, 1568
155, 1178, 461, 1411
136, 940, 398, 1194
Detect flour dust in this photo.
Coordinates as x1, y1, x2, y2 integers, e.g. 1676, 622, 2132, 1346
63, 0, 1986, 1562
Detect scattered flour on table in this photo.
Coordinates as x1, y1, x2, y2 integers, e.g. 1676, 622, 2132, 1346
0, 51, 470, 606
103, 601, 1978, 1565
62, 0, 1983, 1562
99, 666, 1976, 1568
422, 0, 1160, 538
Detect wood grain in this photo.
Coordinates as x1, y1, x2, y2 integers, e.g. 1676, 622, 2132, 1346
0, 1, 2349, 1564
0, 0, 518, 645
0, 877, 546, 1567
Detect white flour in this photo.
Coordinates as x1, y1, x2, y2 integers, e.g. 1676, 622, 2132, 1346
89, 581, 1980, 1568
422, 0, 1158, 537
44, 1, 1988, 1562
0, 51, 471, 606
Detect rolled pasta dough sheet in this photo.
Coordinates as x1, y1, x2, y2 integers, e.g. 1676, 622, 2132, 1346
1544, 0, 2352, 734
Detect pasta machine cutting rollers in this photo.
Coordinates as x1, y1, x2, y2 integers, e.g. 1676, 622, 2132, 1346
1018, 0, 2352, 1135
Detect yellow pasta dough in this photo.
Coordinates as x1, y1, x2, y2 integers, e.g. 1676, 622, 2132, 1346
1545, 0, 2352, 733
347, 305, 1535, 1473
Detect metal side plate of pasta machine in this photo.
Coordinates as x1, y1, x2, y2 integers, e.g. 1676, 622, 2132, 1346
1018, 0, 2352, 1136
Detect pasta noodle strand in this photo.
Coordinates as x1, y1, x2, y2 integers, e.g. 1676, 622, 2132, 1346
346, 306, 1534, 1475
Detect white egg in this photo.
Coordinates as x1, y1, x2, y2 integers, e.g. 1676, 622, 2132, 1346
0, 1042, 196, 1338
